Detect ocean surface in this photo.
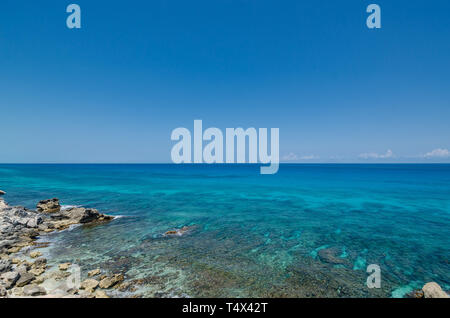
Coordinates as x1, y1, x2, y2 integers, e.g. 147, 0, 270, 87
0, 164, 449, 297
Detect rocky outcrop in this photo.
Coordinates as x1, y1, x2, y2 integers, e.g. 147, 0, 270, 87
0, 190, 5, 196
47, 206, 114, 231
422, 282, 449, 298
0, 196, 121, 298
36, 198, 60, 213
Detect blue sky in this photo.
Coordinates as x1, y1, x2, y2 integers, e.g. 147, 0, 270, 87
0, 0, 449, 163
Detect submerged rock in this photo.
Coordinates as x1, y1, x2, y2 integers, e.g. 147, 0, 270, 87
422, 282, 449, 298
317, 247, 347, 265
30, 251, 42, 259
99, 274, 124, 289
164, 226, 194, 237
88, 268, 101, 277
0, 190, 5, 196
36, 198, 61, 213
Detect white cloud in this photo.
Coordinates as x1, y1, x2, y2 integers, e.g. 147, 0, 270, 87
359, 149, 394, 159
282, 153, 319, 161
282, 153, 298, 161
423, 148, 450, 158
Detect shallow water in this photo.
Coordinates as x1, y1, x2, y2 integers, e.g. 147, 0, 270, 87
1, 164, 449, 297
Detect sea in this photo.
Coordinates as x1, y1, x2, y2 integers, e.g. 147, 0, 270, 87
0, 164, 449, 297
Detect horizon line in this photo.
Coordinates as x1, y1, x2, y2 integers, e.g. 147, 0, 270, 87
1, 162, 450, 165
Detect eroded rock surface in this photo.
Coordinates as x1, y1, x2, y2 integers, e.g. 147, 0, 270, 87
36, 198, 61, 213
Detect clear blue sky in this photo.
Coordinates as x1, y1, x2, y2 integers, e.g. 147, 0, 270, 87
1, 0, 449, 163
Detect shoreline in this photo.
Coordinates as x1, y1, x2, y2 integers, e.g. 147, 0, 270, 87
0, 193, 135, 298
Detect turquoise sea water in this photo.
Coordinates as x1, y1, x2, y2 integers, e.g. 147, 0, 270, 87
0, 164, 449, 297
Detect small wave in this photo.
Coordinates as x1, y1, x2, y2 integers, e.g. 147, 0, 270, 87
61, 205, 81, 211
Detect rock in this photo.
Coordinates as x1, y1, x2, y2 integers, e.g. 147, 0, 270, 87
36, 198, 60, 213
80, 279, 99, 292
34, 276, 45, 284
164, 230, 178, 235
16, 264, 30, 274
422, 282, 449, 298
23, 284, 46, 296
317, 247, 347, 265
59, 263, 71, 271
88, 268, 101, 277
29, 268, 45, 276
407, 289, 424, 298
0, 285, 6, 297
0, 190, 5, 196
99, 274, 124, 289
164, 226, 193, 237
26, 216, 43, 228
50, 270, 72, 281
15, 272, 35, 287
1, 271, 20, 289
0, 259, 11, 273
7, 246, 22, 254
116, 281, 132, 292
94, 290, 109, 298
32, 258, 47, 269
10, 286, 24, 297
63, 207, 102, 223
30, 251, 42, 258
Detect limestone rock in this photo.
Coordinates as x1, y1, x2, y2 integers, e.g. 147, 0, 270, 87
23, 284, 46, 296
80, 278, 99, 292
15, 272, 35, 287
422, 282, 449, 298
94, 290, 109, 298
26, 216, 43, 228
63, 207, 101, 223
59, 262, 71, 271
99, 274, 124, 289
36, 198, 60, 213
32, 258, 47, 269
30, 251, 42, 258
29, 268, 45, 276
0, 259, 11, 273
0, 271, 20, 289
88, 268, 101, 277
0, 285, 6, 297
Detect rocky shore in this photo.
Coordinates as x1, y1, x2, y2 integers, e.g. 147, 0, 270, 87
0, 191, 132, 298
